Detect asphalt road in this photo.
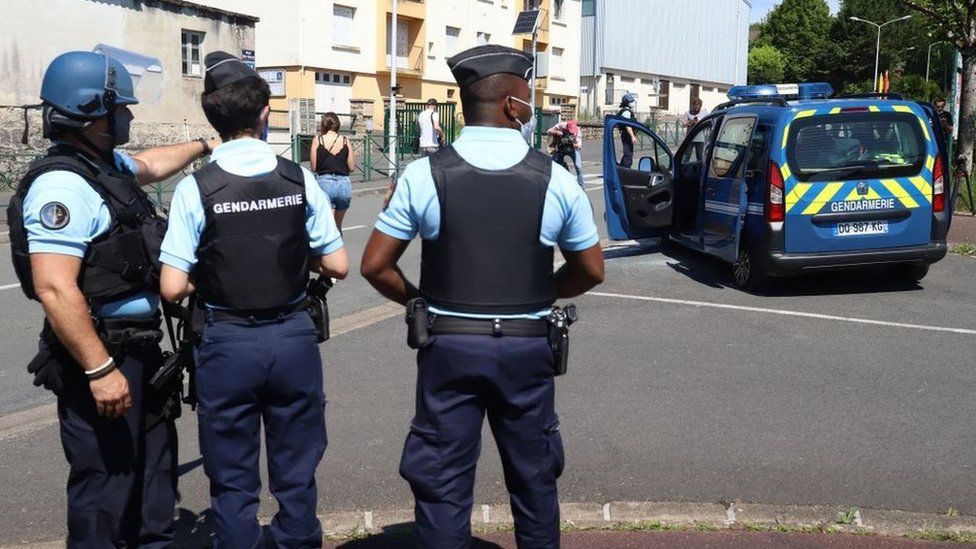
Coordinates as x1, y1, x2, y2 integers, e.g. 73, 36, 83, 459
1, 153, 975, 545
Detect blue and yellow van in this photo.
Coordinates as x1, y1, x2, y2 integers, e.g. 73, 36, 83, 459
603, 83, 952, 289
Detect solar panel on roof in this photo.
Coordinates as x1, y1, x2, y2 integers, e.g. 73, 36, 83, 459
512, 10, 540, 35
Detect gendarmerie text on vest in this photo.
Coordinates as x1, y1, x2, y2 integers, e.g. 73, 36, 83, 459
212, 193, 304, 214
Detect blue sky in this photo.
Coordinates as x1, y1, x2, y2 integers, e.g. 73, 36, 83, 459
750, 0, 840, 23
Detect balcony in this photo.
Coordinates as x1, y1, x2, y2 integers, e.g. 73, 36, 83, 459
386, 0, 425, 20
383, 45, 425, 76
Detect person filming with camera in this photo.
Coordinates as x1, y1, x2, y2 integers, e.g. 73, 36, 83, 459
546, 118, 584, 188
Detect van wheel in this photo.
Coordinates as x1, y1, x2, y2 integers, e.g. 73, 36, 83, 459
896, 264, 929, 283
733, 246, 770, 291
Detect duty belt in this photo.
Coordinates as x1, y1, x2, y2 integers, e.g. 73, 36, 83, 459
430, 316, 549, 337
98, 315, 163, 348
207, 299, 310, 323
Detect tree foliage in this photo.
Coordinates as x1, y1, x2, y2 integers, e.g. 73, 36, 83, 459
756, 0, 834, 82
747, 45, 787, 84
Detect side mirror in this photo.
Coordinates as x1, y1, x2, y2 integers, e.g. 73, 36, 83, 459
637, 156, 656, 173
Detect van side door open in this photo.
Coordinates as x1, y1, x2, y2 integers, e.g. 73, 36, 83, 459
602, 116, 675, 240
701, 115, 754, 261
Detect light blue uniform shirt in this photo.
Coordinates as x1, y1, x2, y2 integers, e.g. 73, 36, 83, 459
376, 126, 599, 319
23, 149, 159, 318
160, 138, 343, 303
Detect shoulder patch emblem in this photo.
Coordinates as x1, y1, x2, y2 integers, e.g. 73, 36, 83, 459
39, 202, 70, 230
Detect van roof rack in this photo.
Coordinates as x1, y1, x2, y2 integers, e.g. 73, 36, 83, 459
714, 97, 789, 111
837, 92, 905, 100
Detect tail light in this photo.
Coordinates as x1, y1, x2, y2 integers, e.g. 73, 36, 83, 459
767, 160, 785, 222
933, 155, 945, 213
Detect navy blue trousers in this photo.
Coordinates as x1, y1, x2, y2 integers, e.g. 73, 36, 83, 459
58, 342, 176, 549
195, 311, 326, 549
400, 334, 564, 549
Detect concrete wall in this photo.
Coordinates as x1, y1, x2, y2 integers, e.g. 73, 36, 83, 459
0, 0, 256, 150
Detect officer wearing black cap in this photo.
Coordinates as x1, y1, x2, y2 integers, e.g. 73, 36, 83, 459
7, 50, 217, 547
160, 51, 348, 548
362, 44, 605, 548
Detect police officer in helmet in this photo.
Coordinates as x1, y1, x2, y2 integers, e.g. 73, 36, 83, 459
361, 44, 605, 548
7, 50, 218, 547
617, 92, 638, 168
160, 51, 348, 548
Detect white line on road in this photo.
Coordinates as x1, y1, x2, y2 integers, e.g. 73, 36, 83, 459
0, 283, 20, 291
589, 291, 976, 336
583, 174, 603, 180
586, 185, 604, 193
343, 225, 367, 231
355, 184, 392, 193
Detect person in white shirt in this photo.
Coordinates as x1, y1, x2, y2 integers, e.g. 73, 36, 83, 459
417, 98, 444, 156
680, 97, 709, 161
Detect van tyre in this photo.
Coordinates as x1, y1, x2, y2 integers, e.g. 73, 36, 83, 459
733, 245, 770, 291
896, 263, 929, 283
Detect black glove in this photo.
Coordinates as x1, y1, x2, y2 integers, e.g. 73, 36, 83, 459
27, 338, 65, 395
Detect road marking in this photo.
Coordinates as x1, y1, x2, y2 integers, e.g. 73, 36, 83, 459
0, 283, 21, 291
589, 291, 976, 336
583, 174, 603, 180
586, 185, 604, 193
343, 225, 367, 231
354, 184, 393, 193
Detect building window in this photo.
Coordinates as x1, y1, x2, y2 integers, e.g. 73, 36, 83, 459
181, 30, 204, 77
553, 0, 565, 20
477, 32, 491, 46
582, 0, 595, 16
605, 72, 615, 105
550, 47, 563, 79
621, 76, 635, 84
316, 72, 352, 86
523, 0, 540, 9
333, 5, 355, 47
445, 26, 460, 56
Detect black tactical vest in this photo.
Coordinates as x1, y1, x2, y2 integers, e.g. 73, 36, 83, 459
7, 146, 166, 305
420, 146, 556, 315
192, 158, 310, 310
617, 106, 635, 144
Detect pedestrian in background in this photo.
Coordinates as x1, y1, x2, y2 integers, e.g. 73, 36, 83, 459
934, 97, 954, 137
417, 98, 444, 156
681, 97, 709, 161
547, 118, 585, 188
617, 93, 638, 167
159, 51, 348, 549
8, 50, 215, 548
310, 112, 356, 232
361, 44, 604, 549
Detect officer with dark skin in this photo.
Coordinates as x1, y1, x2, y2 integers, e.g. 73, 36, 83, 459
362, 45, 604, 548
160, 51, 348, 548
8, 51, 218, 547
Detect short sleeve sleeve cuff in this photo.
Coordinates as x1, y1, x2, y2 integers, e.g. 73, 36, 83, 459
374, 217, 416, 241
28, 239, 87, 257
159, 251, 194, 273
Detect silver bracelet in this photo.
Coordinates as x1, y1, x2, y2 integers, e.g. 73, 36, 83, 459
85, 357, 115, 380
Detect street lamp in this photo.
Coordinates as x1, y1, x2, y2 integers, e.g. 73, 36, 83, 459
927, 40, 946, 82
849, 15, 912, 92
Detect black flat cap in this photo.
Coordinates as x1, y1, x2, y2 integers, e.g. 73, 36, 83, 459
447, 45, 534, 88
204, 51, 258, 95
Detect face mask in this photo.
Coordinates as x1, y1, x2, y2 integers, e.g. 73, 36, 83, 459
509, 96, 537, 143
96, 108, 134, 147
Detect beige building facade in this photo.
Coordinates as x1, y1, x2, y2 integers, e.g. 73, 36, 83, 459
0, 0, 257, 150
199, 0, 583, 132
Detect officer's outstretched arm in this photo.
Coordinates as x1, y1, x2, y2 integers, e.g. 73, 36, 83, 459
132, 138, 221, 186
361, 230, 419, 305
31, 253, 132, 417
315, 247, 349, 280
554, 244, 605, 298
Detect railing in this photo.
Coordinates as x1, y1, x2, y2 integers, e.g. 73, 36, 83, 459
386, 45, 425, 73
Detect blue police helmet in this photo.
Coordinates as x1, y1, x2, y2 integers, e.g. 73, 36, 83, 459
620, 93, 637, 107
40, 51, 139, 122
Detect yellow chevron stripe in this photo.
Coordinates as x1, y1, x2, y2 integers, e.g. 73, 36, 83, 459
795, 109, 818, 119
780, 163, 792, 181
880, 179, 919, 208
785, 182, 812, 213
868, 106, 881, 113
909, 176, 933, 203
892, 105, 913, 113
781, 123, 790, 149
926, 155, 935, 172
801, 182, 844, 215
844, 187, 882, 201
829, 107, 842, 115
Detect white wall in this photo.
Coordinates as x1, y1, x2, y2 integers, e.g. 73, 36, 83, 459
545, 0, 581, 99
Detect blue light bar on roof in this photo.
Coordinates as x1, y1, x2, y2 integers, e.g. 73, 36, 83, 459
727, 82, 834, 100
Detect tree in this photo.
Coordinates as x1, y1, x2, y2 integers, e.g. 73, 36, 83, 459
901, 0, 976, 173
759, 0, 834, 82
748, 45, 787, 84
894, 74, 944, 101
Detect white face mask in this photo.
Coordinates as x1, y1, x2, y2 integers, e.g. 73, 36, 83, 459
509, 96, 537, 144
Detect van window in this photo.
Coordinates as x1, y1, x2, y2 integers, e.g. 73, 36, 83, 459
786, 112, 926, 182
709, 117, 756, 178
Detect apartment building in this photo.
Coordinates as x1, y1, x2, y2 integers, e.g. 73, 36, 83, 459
581, 0, 750, 117
200, 0, 582, 130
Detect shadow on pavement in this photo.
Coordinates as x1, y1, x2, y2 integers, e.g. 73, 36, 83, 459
330, 523, 503, 548
603, 241, 925, 297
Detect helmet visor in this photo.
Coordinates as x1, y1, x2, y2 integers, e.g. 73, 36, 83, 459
94, 44, 163, 105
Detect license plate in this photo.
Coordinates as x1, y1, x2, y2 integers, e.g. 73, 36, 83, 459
833, 220, 889, 236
